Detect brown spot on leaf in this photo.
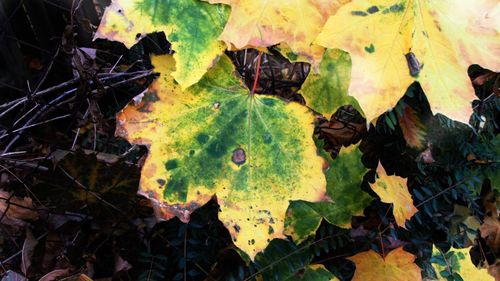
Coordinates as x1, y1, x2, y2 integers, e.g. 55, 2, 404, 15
231, 148, 246, 165
233, 224, 241, 233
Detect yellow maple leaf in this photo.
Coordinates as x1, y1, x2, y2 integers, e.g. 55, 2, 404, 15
369, 163, 417, 228
348, 247, 422, 281
116, 54, 326, 259
316, 0, 500, 123
431, 245, 494, 281
204, 0, 350, 66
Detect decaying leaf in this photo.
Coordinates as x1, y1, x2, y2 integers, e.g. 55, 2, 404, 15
319, 105, 367, 158
285, 143, 371, 242
228, 48, 310, 101
348, 247, 421, 281
449, 204, 481, 245
204, 0, 350, 65
480, 215, 500, 253
299, 49, 362, 116
488, 260, 500, 281
39, 269, 71, 281
96, 0, 229, 88
116, 54, 326, 259
316, 0, 500, 123
397, 104, 427, 149
431, 245, 494, 281
35, 153, 140, 219
369, 163, 417, 229
21, 229, 38, 276
0, 189, 39, 225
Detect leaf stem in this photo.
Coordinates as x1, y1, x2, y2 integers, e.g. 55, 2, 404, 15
250, 51, 263, 96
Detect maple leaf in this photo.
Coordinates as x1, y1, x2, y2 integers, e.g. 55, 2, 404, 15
369, 163, 417, 229
316, 0, 500, 123
203, 0, 350, 66
285, 143, 372, 242
348, 247, 422, 281
299, 49, 363, 116
116, 54, 326, 259
96, 0, 229, 88
431, 245, 494, 281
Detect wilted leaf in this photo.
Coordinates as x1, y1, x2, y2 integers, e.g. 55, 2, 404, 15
285, 143, 371, 242
369, 163, 417, 228
348, 247, 421, 281
480, 215, 500, 253
0, 190, 39, 225
21, 229, 38, 276
35, 153, 140, 219
431, 245, 494, 281
39, 269, 71, 281
397, 104, 426, 149
299, 49, 362, 116
316, 0, 500, 123
319, 105, 367, 158
228, 48, 310, 101
96, 0, 229, 88
488, 260, 500, 280
450, 205, 480, 245
204, 0, 350, 65
60, 274, 93, 281
117, 54, 326, 258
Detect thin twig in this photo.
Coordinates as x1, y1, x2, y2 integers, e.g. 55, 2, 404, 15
0, 232, 48, 266
415, 179, 468, 208
244, 232, 348, 281
59, 167, 124, 214
9, 114, 71, 134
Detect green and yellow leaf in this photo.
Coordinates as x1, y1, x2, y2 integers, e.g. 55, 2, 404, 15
96, 0, 229, 88
285, 143, 372, 242
431, 245, 494, 281
316, 0, 500, 123
369, 163, 417, 228
116, 54, 326, 259
348, 247, 422, 281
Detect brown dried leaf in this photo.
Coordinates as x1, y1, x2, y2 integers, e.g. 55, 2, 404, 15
21, 229, 39, 276
319, 105, 366, 158
39, 269, 71, 281
0, 190, 39, 224
480, 215, 500, 253
397, 105, 426, 149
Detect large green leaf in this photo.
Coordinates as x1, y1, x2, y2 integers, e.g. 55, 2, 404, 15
117, 54, 326, 258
